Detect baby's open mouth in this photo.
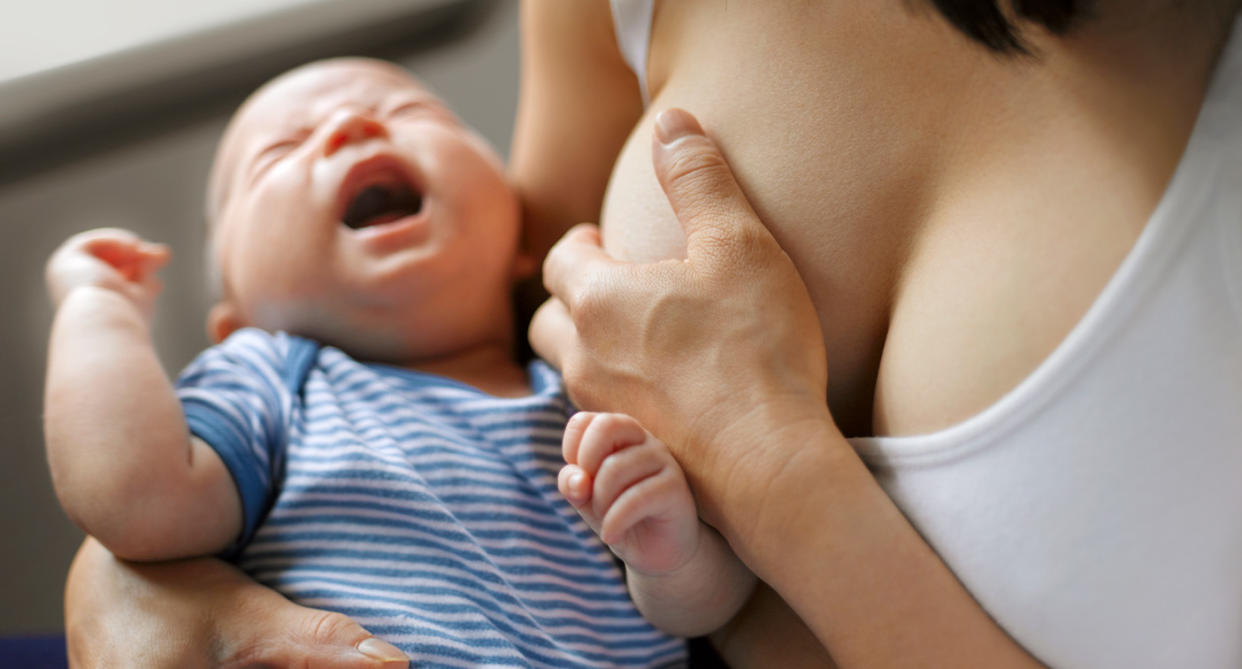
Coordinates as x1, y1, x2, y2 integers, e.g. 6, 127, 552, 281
342, 182, 423, 230
337, 154, 425, 231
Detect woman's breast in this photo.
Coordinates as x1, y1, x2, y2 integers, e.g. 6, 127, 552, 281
599, 95, 918, 437
593, 1, 1158, 439
594, 1, 958, 435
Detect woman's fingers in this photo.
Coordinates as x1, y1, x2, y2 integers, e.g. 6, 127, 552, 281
651, 108, 774, 266
532, 224, 614, 389
540, 223, 611, 314
249, 604, 409, 668
528, 296, 575, 373
214, 562, 409, 668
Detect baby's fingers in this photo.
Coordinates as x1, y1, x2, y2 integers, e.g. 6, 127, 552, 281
46, 229, 170, 310
560, 413, 658, 541
598, 468, 684, 546
589, 443, 669, 522
572, 413, 649, 475
558, 465, 603, 535
561, 412, 598, 467
85, 235, 171, 281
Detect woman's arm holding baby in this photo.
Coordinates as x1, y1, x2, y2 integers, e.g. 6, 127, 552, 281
66, 537, 410, 668
45, 228, 240, 561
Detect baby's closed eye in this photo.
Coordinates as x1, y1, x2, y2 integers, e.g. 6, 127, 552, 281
249, 136, 306, 183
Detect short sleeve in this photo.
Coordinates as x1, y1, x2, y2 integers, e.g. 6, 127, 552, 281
176, 328, 316, 555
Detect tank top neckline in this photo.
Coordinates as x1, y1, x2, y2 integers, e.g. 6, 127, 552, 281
851, 13, 1242, 468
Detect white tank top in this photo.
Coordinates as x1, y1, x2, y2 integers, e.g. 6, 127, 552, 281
849, 15, 1242, 668
610, 5, 1242, 667
609, 0, 654, 105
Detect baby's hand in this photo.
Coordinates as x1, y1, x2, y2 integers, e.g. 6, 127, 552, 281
46, 228, 171, 320
559, 412, 701, 576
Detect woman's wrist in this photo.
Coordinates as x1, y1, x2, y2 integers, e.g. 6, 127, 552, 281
688, 397, 844, 546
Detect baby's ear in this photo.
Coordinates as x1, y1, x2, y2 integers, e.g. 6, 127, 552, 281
207, 301, 245, 343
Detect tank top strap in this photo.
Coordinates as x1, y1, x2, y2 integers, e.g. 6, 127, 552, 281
609, 0, 654, 105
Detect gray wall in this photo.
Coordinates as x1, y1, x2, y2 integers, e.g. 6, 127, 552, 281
0, 0, 518, 634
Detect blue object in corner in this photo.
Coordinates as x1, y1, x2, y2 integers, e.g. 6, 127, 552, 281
0, 635, 68, 669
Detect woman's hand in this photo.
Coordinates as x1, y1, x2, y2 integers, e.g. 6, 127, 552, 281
529, 108, 832, 526
65, 538, 409, 668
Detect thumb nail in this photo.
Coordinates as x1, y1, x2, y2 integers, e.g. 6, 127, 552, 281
655, 108, 704, 145
357, 637, 409, 664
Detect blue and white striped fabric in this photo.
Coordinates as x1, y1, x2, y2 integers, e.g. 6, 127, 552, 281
177, 328, 687, 668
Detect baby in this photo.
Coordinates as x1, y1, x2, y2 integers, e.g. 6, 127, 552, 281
43, 58, 753, 667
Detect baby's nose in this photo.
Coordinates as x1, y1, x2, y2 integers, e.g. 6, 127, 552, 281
323, 110, 388, 155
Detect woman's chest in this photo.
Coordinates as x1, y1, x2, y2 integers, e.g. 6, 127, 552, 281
597, 1, 1158, 437
600, 101, 910, 436
599, 102, 1144, 440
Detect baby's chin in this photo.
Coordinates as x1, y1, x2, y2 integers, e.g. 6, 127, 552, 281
282, 318, 495, 366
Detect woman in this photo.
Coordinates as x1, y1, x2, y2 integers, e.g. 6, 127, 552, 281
65, 1, 1242, 666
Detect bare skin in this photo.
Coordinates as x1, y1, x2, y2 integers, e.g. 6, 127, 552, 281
44, 59, 532, 564
54, 57, 746, 666
64, 1, 1241, 666
520, 0, 1240, 666
519, 0, 1236, 439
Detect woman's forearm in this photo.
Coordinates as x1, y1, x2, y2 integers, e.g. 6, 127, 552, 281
46, 287, 239, 560
705, 412, 1044, 669
710, 582, 838, 669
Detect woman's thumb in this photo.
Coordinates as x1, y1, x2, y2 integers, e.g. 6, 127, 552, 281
256, 605, 410, 668
650, 108, 767, 255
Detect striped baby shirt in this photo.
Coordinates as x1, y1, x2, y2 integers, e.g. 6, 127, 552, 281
176, 328, 687, 668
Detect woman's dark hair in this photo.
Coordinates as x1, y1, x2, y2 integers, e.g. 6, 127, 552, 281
930, 0, 1088, 53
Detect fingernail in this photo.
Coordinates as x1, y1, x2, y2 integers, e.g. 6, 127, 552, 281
568, 471, 587, 499
358, 637, 408, 664
655, 108, 703, 145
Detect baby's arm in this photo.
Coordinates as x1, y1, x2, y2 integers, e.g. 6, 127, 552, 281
558, 412, 756, 638
44, 228, 241, 561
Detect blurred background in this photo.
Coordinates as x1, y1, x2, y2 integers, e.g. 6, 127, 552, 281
0, 0, 518, 645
